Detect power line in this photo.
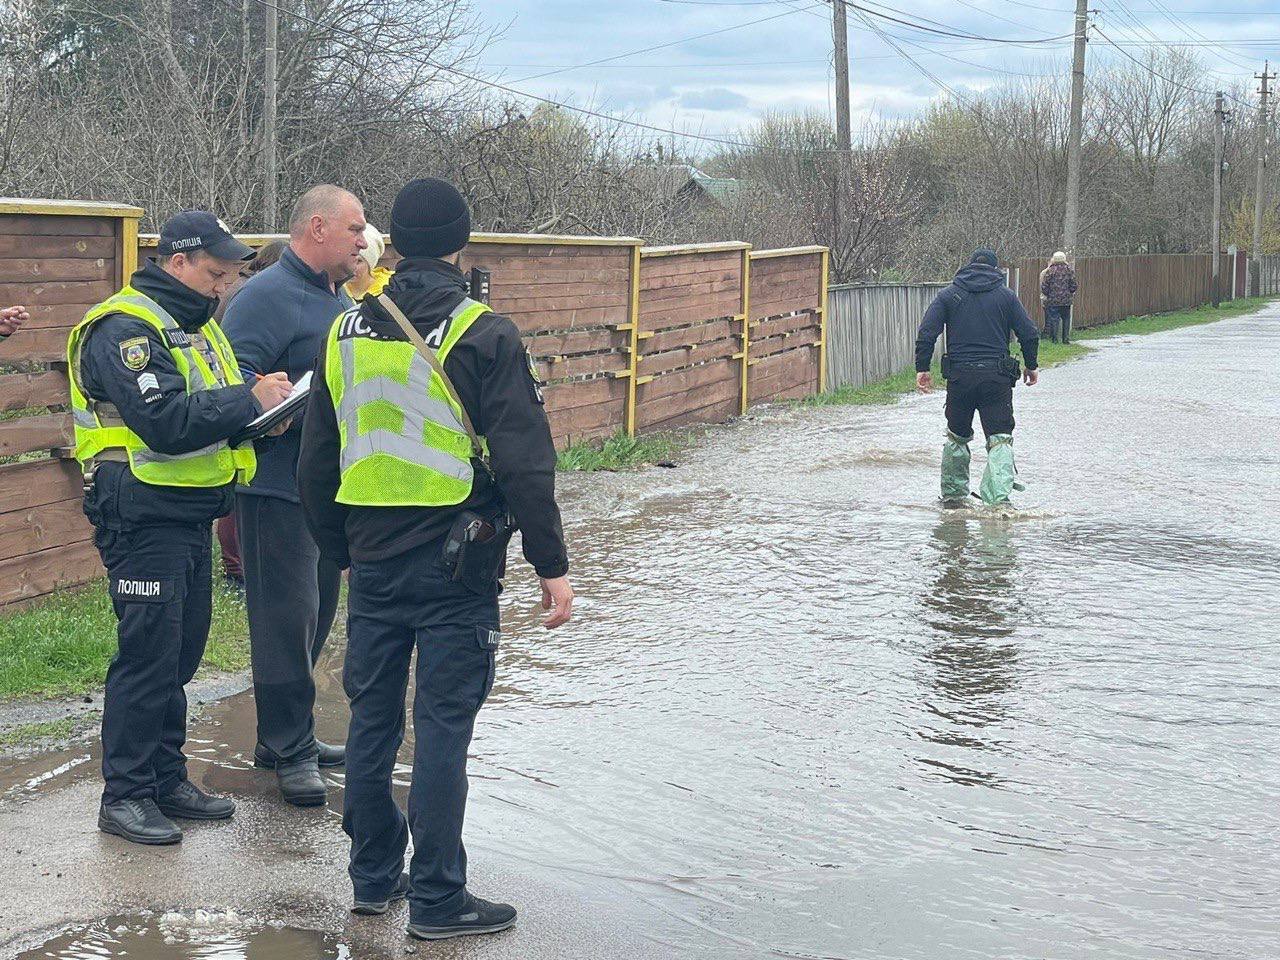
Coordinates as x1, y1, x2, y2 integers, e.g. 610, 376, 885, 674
1093, 24, 1251, 106
836, 0, 1077, 44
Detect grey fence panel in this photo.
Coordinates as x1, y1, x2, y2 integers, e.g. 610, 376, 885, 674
1260, 256, 1280, 296
826, 283, 947, 390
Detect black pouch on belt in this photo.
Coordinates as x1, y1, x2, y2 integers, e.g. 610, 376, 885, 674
999, 354, 1021, 384
940, 353, 952, 380
440, 509, 515, 593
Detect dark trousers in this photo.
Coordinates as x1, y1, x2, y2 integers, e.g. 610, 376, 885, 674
343, 536, 499, 925
96, 523, 211, 804
236, 495, 342, 763
1045, 304, 1072, 342
945, 370, 1015, 440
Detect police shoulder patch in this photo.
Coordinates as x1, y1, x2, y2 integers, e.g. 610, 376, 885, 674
119, 336, 151, 371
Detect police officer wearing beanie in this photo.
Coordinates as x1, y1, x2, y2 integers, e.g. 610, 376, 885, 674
298, 178, 573, 940
915, 247, 1040, 506
68, 212, 294, 845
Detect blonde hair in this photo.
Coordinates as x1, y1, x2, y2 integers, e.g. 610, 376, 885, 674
1051, 251, 1069, 264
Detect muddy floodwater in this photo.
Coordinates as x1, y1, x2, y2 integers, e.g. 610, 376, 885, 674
3, 307, 1279, 959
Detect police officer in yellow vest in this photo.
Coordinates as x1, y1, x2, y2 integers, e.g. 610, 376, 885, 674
298, 179, 573, 940
68, 212, 294, 845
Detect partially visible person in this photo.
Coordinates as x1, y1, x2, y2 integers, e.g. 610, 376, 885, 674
0, 304, 29, 339
222, 185, 367, 807
345, 223, 391, 300
915, 247, 1040, 507
213, 240, 287, 588
1040, 251, 1077, 344
66, 211, 294, 845
299, 177, 572, 941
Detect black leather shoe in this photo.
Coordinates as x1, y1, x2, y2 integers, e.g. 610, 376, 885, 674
407, 895, 517, 941
98, 798, 182, 846
277, 759, 326, 807
253, 741, 345, 769
352, 872, 410, 916
156, 780, 235, 821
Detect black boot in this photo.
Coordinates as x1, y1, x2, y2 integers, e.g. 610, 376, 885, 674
98, 798, 183, 845
157, 780, 235, 821
407, 894, 517, 941
276, 759, 327, 807
352, 872, 410, 916
254, 740, 345, 769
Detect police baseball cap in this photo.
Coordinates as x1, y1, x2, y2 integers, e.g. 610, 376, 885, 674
157, 211, 255, 261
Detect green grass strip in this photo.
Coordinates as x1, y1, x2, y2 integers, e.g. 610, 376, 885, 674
0, 574, 249, 700
557, 429, 688, 472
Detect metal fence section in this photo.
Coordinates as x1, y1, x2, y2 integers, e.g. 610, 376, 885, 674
825, 283, 946, 390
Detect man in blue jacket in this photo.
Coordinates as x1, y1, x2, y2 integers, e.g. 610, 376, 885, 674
222, 185, 367, 806
914, 248, 1040, 507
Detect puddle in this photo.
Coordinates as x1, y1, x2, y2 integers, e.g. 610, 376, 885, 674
17, 911, 348, 959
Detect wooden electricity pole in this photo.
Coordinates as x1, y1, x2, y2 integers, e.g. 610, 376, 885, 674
1213, 91, 1228, 306
263, 0, 279, 231
1062, 0, 1089, 255
832, 0, 851, 150
1250, 62, 1274, 295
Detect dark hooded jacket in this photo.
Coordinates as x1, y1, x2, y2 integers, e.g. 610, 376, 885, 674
79, 259, 261, 529
297, 257, 568, 579
915, 262, 1039, 372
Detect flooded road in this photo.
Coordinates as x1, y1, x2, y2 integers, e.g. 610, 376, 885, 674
4, 305, 1279, 959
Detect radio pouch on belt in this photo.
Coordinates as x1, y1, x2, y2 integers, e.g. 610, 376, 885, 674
375, 294, 514, 590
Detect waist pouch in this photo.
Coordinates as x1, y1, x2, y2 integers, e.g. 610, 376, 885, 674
944, 355, 1020, 383
440, 509, 515, 594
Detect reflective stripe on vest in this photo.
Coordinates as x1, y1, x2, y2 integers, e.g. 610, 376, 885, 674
66, 287, 256, 488
326, 297, 490, 507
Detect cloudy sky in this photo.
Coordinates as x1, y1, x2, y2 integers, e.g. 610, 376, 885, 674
469, 0, 1280, 150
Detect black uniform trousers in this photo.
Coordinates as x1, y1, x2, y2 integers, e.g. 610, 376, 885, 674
945, 367, 1016, 440
96, 522, 212, 805
342, 535, 499, 925
236, 495, 342, 764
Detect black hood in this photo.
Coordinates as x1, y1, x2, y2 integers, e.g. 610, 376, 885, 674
953, 262, 1006, 293
360, 257, 468, 339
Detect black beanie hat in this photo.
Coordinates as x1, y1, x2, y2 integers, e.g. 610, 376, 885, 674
970, 247, 998, 268
390, 178, 471, 259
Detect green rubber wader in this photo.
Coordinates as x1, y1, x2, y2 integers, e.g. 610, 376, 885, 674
979, 434, 1025, 505
941, 431, 972, 503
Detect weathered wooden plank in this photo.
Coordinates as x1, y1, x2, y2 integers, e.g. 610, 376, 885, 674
638, 338, 738, 378
0, 497, 92, 561
504, 304, 630, 335
750, 328, 821, 359
637, 377, 739, 431
0, 326, 68, 362
0, 257, 113, 282
0, 369, 69, 411
753, 312, 819, 339
0, 412, 71, 457
645, 319, 736, 355
539, 351, 627, 382
639, 266, 739, 293
525, 328, 625, 357
541, 377, 626, 414
637, 360, 737, 402
0, 458, 83, 512
640, 301, 740, 333
0, 214, 116, 237
0, 538, 102, 607
0, 279, 116, 306
7, 301, 95, 330
639, 252, 741, 280
0, 235, 116, 259
549, 398, 625, 444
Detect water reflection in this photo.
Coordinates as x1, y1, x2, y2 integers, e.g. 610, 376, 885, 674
18, 916, 348, 960
917, 516, 1023, 786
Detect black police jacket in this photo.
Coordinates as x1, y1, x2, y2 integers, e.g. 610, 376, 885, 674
915, 262, 1040, 373
79, 260, 261, 529
298, 257, 569, 579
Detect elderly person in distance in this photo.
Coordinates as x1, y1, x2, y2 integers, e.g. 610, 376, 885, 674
1039, 251, 1078, 344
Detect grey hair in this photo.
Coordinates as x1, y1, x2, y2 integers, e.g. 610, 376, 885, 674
288, 184, 360, 238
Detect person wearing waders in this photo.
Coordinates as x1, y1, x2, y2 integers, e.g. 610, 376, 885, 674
914, 248, 1040, 506
298, 178, 574, 940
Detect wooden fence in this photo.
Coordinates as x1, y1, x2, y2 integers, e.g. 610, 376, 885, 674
826, 283, 946, 390
1258, 255, 1280, 296
0, 199, 828, 605
1008, 253, 1231, 328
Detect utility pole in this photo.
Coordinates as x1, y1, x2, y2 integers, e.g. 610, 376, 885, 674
832, 0, 851, 150
263, 0, 279, 231
1250, 62, 1274, 296
1062, 0, 1089, 256
1213, 91, 1228, 306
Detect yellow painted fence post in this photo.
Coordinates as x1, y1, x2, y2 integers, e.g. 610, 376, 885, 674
818, 247, 830, 394
625, 241, 642, 437
740, 245, 752, 415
